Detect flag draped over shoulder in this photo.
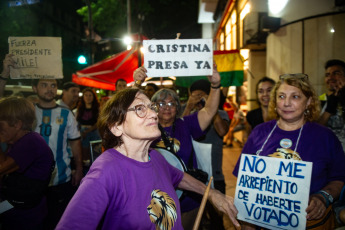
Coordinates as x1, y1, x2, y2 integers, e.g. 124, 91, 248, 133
175, 49, 244, 88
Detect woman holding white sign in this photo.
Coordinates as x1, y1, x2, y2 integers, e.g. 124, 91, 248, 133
233, 73, 345, 229
133, 64, 225, 229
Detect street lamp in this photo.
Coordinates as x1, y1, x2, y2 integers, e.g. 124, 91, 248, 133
123, 35, 133, 50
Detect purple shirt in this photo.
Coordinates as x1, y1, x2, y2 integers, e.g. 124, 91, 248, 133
7, 132, 53, 181
56, 148, 184, 230
233, 120, 345, 194
152, 112, 206, 212
2, 132, 54, 229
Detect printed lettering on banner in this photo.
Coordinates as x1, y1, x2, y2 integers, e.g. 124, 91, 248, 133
234, 154, 312, 230
143, 39, 213, 77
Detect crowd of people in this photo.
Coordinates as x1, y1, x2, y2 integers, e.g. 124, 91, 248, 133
0, 52, 345, 230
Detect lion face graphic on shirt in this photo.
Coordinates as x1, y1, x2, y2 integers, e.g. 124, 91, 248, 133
147, 189, 177, 230
268, 148, 302, 161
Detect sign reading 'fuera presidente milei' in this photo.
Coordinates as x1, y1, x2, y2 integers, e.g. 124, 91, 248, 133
234, 154, 312, 230
8, 37, 63, 79
143, 39, 213, 77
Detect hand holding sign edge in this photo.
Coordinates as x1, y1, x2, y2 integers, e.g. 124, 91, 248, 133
208, 61, 221, 88
133, 66, 147, 88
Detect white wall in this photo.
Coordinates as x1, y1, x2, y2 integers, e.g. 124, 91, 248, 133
201, 23, 214, 39
269, 0, 337, 25
266, 13, 345, 95
247, 50, 267, 110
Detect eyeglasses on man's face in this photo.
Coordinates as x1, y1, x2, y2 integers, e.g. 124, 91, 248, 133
279, 73, 308, 81
157, 101, 177, 110
127, 103, 159, 118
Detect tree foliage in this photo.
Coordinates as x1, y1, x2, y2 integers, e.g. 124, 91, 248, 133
76, 0, 200, 39
77, 0, 153, 38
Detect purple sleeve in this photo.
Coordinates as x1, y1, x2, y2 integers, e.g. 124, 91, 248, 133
166, 159, 184, 188
8, 136, 36, 171
56, 166, 111, 229
7, 133, 53, 181
151, 150, 184, 188
182, 112, 206, 140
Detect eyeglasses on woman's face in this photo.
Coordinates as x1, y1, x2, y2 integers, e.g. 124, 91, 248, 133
127, 103, 159, 118
157, 101, 177, 110
279, 73, 308, 81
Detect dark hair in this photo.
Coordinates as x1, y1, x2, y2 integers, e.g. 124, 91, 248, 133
0, 97, 36, 131
77, 88, 100, 123
98, 88, 141, 150
63, 82, 80, 90
115, 78, 127, 87
324, 59, 345, 72
189, 79, 210, 95
31, 78, 58, 87
255, 76, 276, 94
31, 78, 61, 87
146, 83, 159, 92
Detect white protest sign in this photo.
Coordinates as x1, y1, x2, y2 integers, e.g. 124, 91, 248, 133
143, 39, 213, 77
8, 37, 63, 79
234, 154, 312, 230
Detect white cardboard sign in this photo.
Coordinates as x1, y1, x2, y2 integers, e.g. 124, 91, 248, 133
234, 154, 312, 230
143, 39, 213, 77
8, 36, 63, 79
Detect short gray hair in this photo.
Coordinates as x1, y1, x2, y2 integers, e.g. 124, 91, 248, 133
151, 88, 181, 116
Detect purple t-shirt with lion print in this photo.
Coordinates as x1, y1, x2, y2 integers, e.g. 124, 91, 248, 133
56, 148, 184, 230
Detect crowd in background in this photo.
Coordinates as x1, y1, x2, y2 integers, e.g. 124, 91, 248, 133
0, 53, 345, 229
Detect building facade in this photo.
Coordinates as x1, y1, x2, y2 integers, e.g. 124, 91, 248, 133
199, 0, 345, 110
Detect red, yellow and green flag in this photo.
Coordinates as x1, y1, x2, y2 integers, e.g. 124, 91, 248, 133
175, 49, 244, 88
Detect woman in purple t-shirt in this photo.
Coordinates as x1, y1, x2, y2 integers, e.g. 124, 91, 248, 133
56, 88, 240, 230
0, 97, 54, 230
234, 73, 345, 229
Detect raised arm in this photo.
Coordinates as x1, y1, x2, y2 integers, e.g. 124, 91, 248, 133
0, 54, 15, 98
197, 64, 221, 131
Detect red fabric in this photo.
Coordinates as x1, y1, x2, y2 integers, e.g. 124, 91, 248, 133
72, 49, 143, 90
213, 50, 240, 55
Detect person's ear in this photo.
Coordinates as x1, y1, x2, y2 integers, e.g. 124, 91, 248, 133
110, 123, 123, 137
306, 97, 312, 107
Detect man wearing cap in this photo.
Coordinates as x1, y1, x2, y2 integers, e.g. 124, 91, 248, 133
57, 82, 80, 111
32, 79, 83, 229
182, 79, 230, 230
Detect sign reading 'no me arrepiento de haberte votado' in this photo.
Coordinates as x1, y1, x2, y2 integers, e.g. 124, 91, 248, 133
234, 154, 312, 230
8, 36, 63, 79
143, 39, 213, 77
